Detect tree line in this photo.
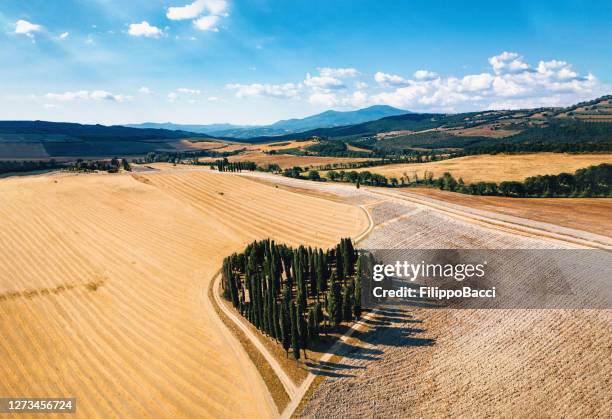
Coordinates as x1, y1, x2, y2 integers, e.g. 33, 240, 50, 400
436, 163, 611, 197
0, 159, 63, 175
66, 158, 131, 173
205, 158, 258, 172
221, 238, 364, 360
310, 163, 611, 198
134, 148, 245, 165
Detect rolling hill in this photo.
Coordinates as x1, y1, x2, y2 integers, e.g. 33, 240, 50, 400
245, 96, 612, 151
0, 121, 214, 159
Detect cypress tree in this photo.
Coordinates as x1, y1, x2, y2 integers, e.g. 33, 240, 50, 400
335, 245, 344, 281
342, 284, 353, 322
297, 305, 308, 358
353, 277, 362, 320
307, 307, 317, 342
327, 274, 343, 327
274, 301, 282, 341
290, 301, 300, 361
280, 286, 291, 357
316, 250, 324, 300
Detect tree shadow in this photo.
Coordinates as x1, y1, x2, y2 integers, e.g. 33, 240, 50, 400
305, 359, 365, 377
305, 306, 436, 377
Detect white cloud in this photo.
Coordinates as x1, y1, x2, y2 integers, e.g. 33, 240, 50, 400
138, 86, 152, 94
208, 96, 220, 102
368, 52, 602, 111
318, 67, 360, 78
204, 0, 228, 15
193, 15, 220, 31
45, 90, 131, 102
59, 32, 69, 40
128, 21, 163, 38
167, 0, 206, 20
177, 87, 201, 95
15, 20, 42, 37
225, 53, 604, 112
167, 0, 227, 20
489, 51, 529, 74
304, 72, 345, 91
166, 88, 202, 102
461, 73, 494, 91
414, 70, 438, 81
374, 72, 410, 87
309, 92, 337, 107
227, 83, 301, 99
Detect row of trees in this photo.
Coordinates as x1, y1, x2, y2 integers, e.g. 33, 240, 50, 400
464, 141, 612, 155
437, 163, 611, 197
136, 148, 245, 165
0, 159, 64, 175
66, 158, 131, 173
221, 238, 363, 360
208, 159, 258, 172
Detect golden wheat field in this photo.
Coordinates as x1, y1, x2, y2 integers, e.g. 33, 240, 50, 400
350, 153, 612, 183
0, 168, 367, 418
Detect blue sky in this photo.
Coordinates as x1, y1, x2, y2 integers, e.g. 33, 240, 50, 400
1, 0, 610, 125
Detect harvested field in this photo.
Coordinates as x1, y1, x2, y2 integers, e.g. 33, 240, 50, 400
449, 125, 520, 137
299, 196, 612, 418
350, 153, 612, 183
402, 188, 612, 237
172, 140, 244, 151
233, 174, 611, 417
247, 139, 317, 152
0, 168, 366, 417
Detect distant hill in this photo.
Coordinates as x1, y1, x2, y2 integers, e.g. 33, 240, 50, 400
124, 122, 252, 135
244, 95, 612, 151
2, 96, 610, 160
127, 105, 409, 139
0, 120, 213, 159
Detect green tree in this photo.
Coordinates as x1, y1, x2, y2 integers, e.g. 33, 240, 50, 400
290, 301, 300, 361
327, 274, 343, 327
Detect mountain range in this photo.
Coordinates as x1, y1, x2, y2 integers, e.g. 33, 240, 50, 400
0, 96, 610, 160
126, 105, 408, 139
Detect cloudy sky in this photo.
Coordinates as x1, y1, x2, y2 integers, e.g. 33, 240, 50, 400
1, 0, 610, 125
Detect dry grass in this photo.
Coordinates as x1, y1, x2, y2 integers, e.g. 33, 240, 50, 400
351, 153, 612, 183
0, 168, 367, 417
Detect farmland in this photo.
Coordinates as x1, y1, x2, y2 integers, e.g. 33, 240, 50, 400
0, 165, 610, 418
0, 168, 366, 417
346, 153, 612, 183
246, 176, 610, 418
